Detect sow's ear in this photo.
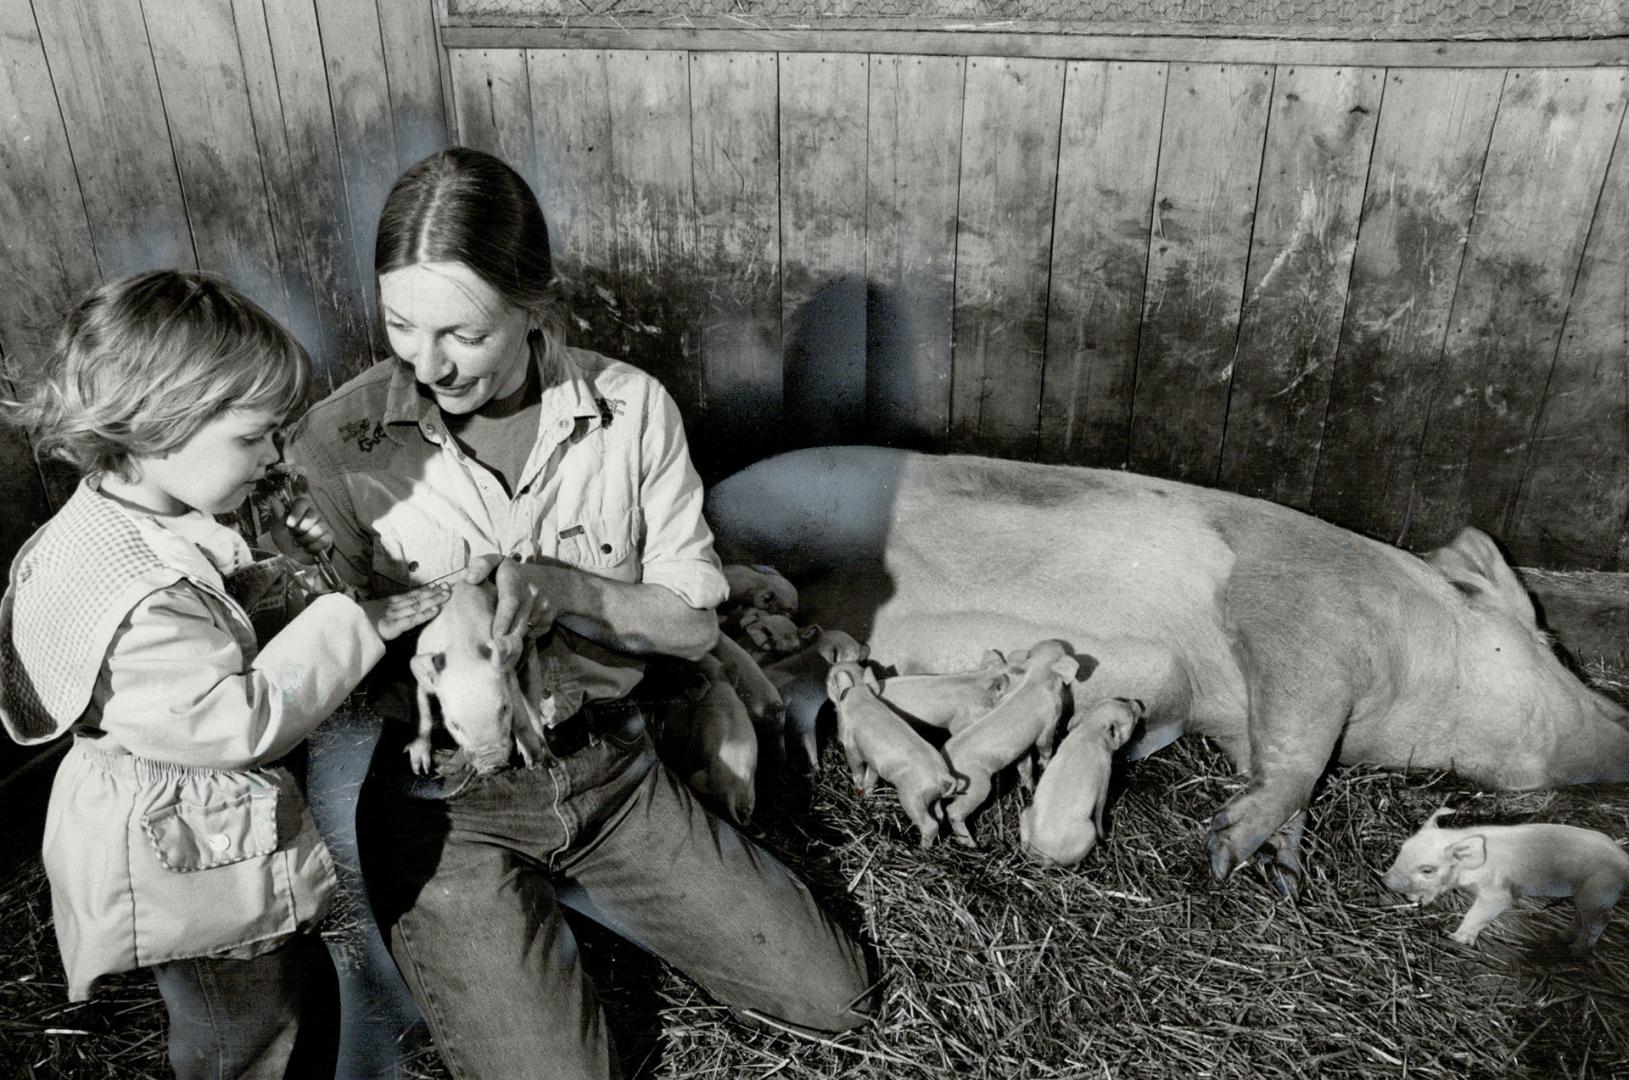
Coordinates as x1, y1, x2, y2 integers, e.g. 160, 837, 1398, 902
1424, 527, 1536, 627
1447, 835, 1488, 870
410, 651, 446, 691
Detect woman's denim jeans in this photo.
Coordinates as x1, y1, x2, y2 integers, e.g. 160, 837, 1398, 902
358, 702, 874, 1080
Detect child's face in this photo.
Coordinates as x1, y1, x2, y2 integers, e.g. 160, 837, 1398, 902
124, 408, 283, 516
379, 260, 532, 415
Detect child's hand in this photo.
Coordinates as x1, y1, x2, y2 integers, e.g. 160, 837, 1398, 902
360, 582, 452, 642
272, 494, 335, 563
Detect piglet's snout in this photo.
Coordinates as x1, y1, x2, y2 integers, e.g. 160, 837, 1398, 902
467, 740, 514, 774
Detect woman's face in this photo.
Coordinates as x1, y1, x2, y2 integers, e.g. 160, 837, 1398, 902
379, 261, 532, 415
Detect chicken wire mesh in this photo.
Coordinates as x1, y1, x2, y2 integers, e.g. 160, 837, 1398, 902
450, 0, 1627, 41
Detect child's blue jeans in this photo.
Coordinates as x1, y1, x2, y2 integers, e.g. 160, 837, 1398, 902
152, 930, 338, 1080
359, 700, 875, 1080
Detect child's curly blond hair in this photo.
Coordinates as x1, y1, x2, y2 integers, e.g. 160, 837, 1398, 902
5, 270, 312, 479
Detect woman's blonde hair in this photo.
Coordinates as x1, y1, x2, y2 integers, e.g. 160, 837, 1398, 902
374, 147, 567, 379
5, 270, 311, 479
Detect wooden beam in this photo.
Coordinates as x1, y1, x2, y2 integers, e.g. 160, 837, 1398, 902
443, 25, 1629, 69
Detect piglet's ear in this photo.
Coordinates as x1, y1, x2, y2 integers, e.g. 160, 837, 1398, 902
1448, 835, 1487, 870
981, 648, 1006, 667
826, 666, 857, 702
861, 665, 881, 691
410, 652, 446, 691
1051, 655, 1081, 682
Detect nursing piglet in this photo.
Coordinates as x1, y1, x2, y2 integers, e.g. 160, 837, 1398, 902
826, 662, 959, 848
409, 580, 545, 775
761, 629, 870, 774
941, 640, 1079, 846
652, 653, 758, 826
1383, 807, 1629, 952
723, 563, 798, 615
874, 652, 1011, 733
1019, 698, 1142, 866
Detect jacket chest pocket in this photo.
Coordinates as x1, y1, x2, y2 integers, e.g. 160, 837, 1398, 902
557, 508, 640, 581
372, 531, 471, 591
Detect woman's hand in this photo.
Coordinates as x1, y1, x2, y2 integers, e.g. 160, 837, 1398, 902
358, 582, 453, 642
465, 553, 556, 638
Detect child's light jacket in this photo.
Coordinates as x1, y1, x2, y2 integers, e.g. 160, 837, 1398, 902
0, 481, 384, 999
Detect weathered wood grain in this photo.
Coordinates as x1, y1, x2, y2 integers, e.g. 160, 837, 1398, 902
1128, 63, 1272, 483
1508, 82, 1629, 570
450, 48, 535, 175
1218, 65, 1381, 507
313, 0, 399, 338
0, 0, 99, 375
779, 52, 868, 449
30, 0, 193, 276
1038, 60, 1165, 468
1312, 69, 1503, 545
144, 0, 289, 324
377, 0, 449, 169
949, 56, 1065, 458
864, 54, 964, 450
250, 0, 376, 383
1411, 68, 1627, 550
527, 49, 614, 277
689, 51, 781, 470
603, 51, 698, 414
444, 25, 1629, 70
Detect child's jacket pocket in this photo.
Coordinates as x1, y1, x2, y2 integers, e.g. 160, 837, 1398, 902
141, 787, 279, 871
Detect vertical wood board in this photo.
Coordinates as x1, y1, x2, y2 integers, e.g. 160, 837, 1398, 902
377, 0, 449, 169
1312, 68, 1503, 544
1218, 64, 1381, 507
779, 52, 869, 448
1039, 59, 1166, 468
1508, 91, 1629, 569
949, 56, 1066, 458
1412, 67, 1627, 547
0, 0, 100, 374
30, 0, 194, 275
689, 51, 781, 468
450, 48, 534, 173
314, 0, 399, 338
255, 0, 376, 382
143, 0, 290, 324
864, 53, 965, 449
1129, 63, 1273, 483
603, 51, 698, 413
527, 49, 615, 277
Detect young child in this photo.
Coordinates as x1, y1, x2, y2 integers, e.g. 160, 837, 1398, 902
0, 271, 449, 1080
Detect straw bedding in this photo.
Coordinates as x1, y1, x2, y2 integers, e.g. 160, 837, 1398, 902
2, 665, 1626, 1078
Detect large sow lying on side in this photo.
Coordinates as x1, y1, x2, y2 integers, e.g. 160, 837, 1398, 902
704, 446, 1629, 889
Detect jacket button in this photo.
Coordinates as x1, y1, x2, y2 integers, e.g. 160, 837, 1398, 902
600, 543, 613, 554
208, 834, 232, 853
407, 561, 419, 571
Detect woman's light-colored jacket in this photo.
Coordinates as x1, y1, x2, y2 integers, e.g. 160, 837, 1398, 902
0, 482, 385, 1000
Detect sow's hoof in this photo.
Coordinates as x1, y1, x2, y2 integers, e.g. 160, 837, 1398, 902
1206, 808, 1307, 897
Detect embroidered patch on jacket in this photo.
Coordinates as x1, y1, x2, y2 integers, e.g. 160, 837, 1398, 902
595, 397, 625, 427
338, 418, 388, 452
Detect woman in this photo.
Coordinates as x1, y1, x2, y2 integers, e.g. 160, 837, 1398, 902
285, 147, 873, 1079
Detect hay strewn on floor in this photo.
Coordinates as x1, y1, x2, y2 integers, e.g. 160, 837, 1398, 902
4, 663, 1628, 1079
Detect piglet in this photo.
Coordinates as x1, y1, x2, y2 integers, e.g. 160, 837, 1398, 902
660, 653, 758, 826
874, 652, 1011, 733
826, 662, 961, 848
1019, 698, 1142, 866
735, 608, 804, 659
941, 640, 1079, 847
723, 563, 798, 615
760, 629, 870, 775
1383, 807, 1629, 952
408, 580, 545, 775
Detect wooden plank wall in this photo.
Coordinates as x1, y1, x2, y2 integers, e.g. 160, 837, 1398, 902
1, 5, 1626, 571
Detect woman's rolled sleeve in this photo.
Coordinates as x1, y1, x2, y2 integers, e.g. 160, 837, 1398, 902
96, 585, 383, 770
637, 386, 728, 611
